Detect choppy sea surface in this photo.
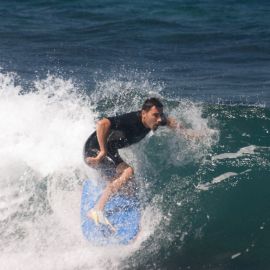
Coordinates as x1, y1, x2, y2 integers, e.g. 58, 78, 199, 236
0, 1, 269, 269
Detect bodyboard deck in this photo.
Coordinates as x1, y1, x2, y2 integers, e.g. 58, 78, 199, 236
80, 179, 140, 245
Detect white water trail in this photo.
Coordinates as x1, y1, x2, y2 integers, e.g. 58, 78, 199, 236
212, 145, 257, 161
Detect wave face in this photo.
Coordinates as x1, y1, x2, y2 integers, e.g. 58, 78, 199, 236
1, 70, 269, 269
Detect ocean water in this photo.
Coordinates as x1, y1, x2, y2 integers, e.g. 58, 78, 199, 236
0, 1, 269, 269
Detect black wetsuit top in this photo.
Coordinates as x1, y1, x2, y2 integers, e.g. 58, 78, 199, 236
84, 111, 167, 166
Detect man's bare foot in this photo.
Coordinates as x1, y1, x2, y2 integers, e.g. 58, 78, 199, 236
87, 209, 116, 233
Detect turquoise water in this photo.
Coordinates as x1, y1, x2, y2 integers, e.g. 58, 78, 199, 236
0, 1, 269, 269
125, 104, 270, 269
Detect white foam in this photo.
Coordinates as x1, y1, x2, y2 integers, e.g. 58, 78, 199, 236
196, 172, 238, 191
231, 252, 241, 259
212, 145, 257, 161
212, 172, 238, 184
0, 71, 162, 270
195, 169, 252, 191
0, 74, 96, 176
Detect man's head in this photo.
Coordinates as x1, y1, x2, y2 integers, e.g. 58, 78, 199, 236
141, 97, 164, 130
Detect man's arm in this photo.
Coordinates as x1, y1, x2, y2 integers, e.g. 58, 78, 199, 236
96, 118, 111, 154
166, 116, 203, 140
86, 118, 111, 165
166, 117, 184, 130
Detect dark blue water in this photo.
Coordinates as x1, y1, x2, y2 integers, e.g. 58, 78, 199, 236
1, 1, 270, 270
1, 0, 270, 106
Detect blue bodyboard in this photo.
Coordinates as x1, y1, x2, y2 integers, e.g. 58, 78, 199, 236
80, 179, 141, 245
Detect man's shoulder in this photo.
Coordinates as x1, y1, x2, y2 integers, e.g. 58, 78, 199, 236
106, 111, 141, 128
107, 111, 140, 121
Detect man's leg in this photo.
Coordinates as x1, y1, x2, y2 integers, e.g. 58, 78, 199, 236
92, 162, 134, 211
84, 142, 133, 228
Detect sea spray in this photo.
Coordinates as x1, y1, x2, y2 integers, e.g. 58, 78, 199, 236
0, 70, 166, 270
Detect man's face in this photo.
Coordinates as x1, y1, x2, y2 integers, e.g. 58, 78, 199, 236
142, 106, 163, 130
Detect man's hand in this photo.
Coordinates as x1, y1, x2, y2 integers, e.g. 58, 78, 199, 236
86, 150, 107, 166
181, 129, 206, 141
166, 117, 206, 141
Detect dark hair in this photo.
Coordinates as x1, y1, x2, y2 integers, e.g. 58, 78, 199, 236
142, 97, 163, 112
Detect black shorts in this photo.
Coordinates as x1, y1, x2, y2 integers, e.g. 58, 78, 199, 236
83, 132, 124, 169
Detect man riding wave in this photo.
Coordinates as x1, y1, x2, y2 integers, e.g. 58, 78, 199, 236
84, 97, 201, 230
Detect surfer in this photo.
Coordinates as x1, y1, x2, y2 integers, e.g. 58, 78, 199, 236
84, 97, 201, 229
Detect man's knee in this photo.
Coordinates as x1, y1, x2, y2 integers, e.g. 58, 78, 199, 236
109, 165, 134, 193
125, 166, 134, 177
116, 162, 134, 177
